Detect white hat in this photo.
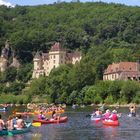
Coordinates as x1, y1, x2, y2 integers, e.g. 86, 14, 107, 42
112, 110, 117, 113
106, 109, 110, 113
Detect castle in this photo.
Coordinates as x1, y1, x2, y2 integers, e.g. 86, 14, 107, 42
32, 42, 82, 78
0, 40, 20, 72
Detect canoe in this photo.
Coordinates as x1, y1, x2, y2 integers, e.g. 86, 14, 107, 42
128, 113, 136, 117
91, 115, 101, 121
47, 110, 65, 115
0, 123, 31, 136
0, 108, 7, 112
102, 120, 119, 126
34, 110, 65, 115
15, 112, 34, 116
33, 116, 68, 124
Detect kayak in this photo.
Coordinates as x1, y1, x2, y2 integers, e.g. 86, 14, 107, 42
47, 110, 64, 115
128, 113, 136, 117
15, 112, 34, 116
91, 115, 102, 121
33, 116, 68, 124
102, 120, 119, 126
0, 108, 7, 112
34, 110, 65, 115
0, 123, 31, 136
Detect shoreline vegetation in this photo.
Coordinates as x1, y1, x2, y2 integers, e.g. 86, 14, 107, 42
0, 103, 139, 108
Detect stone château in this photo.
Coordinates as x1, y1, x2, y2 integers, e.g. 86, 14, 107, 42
32, 42, 81, 78
103, 62, 140, 81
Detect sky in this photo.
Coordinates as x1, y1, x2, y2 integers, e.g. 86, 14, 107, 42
0, 0, 140, 7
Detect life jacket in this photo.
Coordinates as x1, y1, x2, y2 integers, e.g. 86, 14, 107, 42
111, 114, 118, 121
38, 114, 42, 119
104, 113, 111, 119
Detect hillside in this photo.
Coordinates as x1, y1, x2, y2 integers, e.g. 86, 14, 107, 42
0, 2, 140, 104
0, 2, 140, 62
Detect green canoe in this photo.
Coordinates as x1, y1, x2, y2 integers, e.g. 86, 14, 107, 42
0, 123, 31, 136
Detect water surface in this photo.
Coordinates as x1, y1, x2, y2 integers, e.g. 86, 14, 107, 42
0, 106, 140, 140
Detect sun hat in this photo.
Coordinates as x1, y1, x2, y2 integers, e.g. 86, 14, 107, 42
106, 109, 110, 113
112, 110, 117, 113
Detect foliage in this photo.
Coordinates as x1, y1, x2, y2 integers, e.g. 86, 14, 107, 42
0, 2, 140, 104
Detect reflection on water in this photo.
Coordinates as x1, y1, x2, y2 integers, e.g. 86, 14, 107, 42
1, 106, 140, 140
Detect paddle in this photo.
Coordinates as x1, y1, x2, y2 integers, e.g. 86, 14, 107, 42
86, 114, 92, 117
32, 122, 41, 127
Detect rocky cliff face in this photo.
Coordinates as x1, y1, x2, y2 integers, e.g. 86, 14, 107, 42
0, 41, 21, 72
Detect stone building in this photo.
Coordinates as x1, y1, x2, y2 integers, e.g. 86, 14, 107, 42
103, 62, 140, 81
32, 42, 82, 78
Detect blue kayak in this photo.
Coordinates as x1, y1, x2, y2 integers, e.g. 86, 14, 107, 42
0, 108, 7, 112
0, 123, 31, 136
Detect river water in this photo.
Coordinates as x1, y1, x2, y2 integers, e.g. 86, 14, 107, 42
0, 106, 140, 140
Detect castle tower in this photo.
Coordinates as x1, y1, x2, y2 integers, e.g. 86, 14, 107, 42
48, 42, 66, 74
32, 52, 44, 78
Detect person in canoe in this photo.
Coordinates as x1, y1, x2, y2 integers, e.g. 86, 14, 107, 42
7, 115, 14, 130
108, 110, 118, 121
0, 114, 5, 130
38, 111, 46, 120
129, 104, 136, 117
52, 110, 60, 120
12, 114, 18, 128
15, 115, 25, 130
102, 109, 111, 119
92, 108, 102, 117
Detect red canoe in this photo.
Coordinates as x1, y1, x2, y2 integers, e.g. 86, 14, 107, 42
33, 116, 68, 124
102, 120, 119, 126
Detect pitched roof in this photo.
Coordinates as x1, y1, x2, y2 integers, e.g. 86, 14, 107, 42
34, 52, 42, 59
50, 42, 64, 52
72, 51, 81, 58
104, 62, 139, 74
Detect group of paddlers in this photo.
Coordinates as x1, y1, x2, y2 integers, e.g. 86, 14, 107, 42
92, 104, 136, 121
92, 108, 120, 121
36, 105, 65, 121
0, 114, 26, 131
34, 104, 64, 114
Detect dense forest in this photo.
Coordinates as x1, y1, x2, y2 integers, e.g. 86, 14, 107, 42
0, 2, 140, 104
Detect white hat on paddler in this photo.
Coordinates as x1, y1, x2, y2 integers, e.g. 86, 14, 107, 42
112, 110, 117, 113
106, 109, 110, 113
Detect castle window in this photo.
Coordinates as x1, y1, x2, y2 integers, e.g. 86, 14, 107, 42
54, 55, 55, 59
128, 77, 131, 80
53, 65, 55, 68
53, 60, 55, 63
133, 77, 136, 80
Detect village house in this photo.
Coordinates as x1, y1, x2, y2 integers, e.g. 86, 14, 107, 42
103, 62, 140, 81
32, 42, 82, 78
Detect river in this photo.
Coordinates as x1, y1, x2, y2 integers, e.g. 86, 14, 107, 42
0, 106, 140, 140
